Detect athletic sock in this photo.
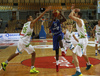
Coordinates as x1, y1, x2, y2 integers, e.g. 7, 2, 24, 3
76, 67, 81, 72
98, 48, 100, 50
87, 62, 90, 65
31, 66, 34, 69
5, 60, 8, 64
95, 50, 97, 53
56, 60, 59, 65
61, 48, 66, 53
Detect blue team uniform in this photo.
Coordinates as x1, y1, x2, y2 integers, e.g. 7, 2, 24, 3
50, 19, 64, 50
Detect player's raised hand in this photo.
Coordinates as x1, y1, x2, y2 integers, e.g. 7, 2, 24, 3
46, 6, 52, 11
71, 4, 75, 10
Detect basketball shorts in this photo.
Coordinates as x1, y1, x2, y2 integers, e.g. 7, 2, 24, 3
72, 38, 88, 57
53, 33, 64, 50
15, 39, 35, 54
62, 39, 74, 50
95, 33, 100, 44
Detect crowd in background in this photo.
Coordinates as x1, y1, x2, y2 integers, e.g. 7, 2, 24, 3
1, 17, 98, 39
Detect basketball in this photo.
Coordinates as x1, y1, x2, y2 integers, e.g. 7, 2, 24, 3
53, 10, 60, 17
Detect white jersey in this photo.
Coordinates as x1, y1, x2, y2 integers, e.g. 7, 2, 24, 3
73, 19, 88, 57
95, 25, 100, 34
76, 19, 87, 38
20, 21, 33, 44
64, 30, 73, 42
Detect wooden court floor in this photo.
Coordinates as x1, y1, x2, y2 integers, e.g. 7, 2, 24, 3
0, 38, 100, 76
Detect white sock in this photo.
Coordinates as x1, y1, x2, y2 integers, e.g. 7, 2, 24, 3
95, 50, 97, 53
61, 48, 66, 54
31, 66, 34, 69
98, 48, 100, 50
76, 67, 81, 72
5, 60, 8, 64
61, 48, 65, 51
87, 62, 90, 65
56, 60, 59, 65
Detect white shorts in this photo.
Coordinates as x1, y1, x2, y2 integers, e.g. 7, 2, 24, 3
15, 39, 35, 54
62, 40, 74, 50
73, 38, 88, 57
95, 34, 100, 44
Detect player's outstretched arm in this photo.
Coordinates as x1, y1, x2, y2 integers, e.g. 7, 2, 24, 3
69, 5, 82, 27
30, 6, 51, 28
69, 9, 82, 27
73, 34, 79, 42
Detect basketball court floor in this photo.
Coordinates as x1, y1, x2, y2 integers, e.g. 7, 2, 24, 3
0, 38, 100, 76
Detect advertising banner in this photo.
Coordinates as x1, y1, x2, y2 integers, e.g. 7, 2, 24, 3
0, 33, 20, 41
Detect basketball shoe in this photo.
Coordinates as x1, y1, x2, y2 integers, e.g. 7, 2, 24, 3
72, 71, 83, 76
56, 64, 60, 72
86, 64, 93, 70
95, 53, 97, 56
30, 67, 39, 73
1, 62, 8, 71
62, 51, 66, 57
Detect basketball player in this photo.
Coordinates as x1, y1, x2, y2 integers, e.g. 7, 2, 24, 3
69, 5, 93, 76
1, 6, 51, 73
48, 11, 66, 72
92, 20, 100, 56
62, 24, 74, 57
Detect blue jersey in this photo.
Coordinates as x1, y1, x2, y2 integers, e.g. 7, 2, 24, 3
49, 19, 64, 50
50, 19, 62, 35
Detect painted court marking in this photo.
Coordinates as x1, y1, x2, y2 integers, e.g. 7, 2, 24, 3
0, 40, 96, 48
53, 56, 73, 67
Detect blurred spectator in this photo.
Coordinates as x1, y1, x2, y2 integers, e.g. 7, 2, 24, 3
4, 23, 8, 33
31, 31, 35, 39
5, 23, 8, 28
10, 17, 14, 21
0, 18, 3, 28
86, 23, 93, 37
16, 20, 23, 30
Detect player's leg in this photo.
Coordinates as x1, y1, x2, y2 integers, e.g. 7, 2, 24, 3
72, 52, 82, 76
72, 44, 83, 76
82, 41, 93, 70
98, 44, 100, 54
69, 43, 74, 63
82, 55, 93, 70
71, 49, 74, 63
1, 51, 19, 71
1, 40, 22, 71
58, 35, 66, 56
55, 49, 59, 72
61, 40, 67, 56
25, 44, 39, 73
97, 37, 100, 54
95, 36, 98, 56
95, 44, 98, 56
30, 52, 39, 73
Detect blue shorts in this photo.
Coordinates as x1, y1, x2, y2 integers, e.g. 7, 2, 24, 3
53, 33, 64, 50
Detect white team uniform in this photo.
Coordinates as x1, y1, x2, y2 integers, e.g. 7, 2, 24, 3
73, 19, 88, 57
95, 25, 100, 44
62, 30, 74, 54
15, 21, 35, 54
